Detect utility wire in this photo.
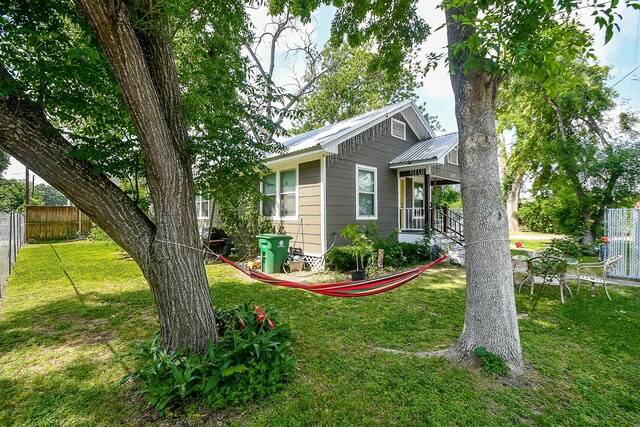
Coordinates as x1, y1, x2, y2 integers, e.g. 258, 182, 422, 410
611, 64, 640, 88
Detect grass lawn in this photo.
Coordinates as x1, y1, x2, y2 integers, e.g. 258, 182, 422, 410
509, 231, 560, 253
509, 232, 600, 263
1, 241, 640, 426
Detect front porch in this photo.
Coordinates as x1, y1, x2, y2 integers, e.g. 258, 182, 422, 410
389, 132, 463, 243
399, 205, 464, 245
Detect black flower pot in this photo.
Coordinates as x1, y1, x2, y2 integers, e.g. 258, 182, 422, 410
350, 270, 366, 281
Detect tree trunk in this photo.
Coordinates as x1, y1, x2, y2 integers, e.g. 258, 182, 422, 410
73, 0, 218, 352
581, 212, 594, 246
445, 6, 524, 375
1, 0, 219, 353
0, 88, 217, 352
507, 178, 522, 232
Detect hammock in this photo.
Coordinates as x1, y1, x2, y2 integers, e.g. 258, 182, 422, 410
217, 255, 448, 297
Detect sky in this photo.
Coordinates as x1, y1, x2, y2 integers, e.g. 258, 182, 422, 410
6, 2, 640, 185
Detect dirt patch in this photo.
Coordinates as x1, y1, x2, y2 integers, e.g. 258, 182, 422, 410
127, 391, 246, 427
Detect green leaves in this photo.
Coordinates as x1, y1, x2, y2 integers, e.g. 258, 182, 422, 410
473, 347, 510, 376
498, 51, 640, 237
292, 42, 426, 134
121, 303, 295, 413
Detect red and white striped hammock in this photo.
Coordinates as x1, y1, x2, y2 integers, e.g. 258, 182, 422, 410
218, 255, 448, 297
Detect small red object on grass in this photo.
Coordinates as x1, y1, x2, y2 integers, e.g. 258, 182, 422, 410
515, 241, 523, 248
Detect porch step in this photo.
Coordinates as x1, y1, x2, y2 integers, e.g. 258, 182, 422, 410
434, 234, 465, 266
448, 244, 465, 266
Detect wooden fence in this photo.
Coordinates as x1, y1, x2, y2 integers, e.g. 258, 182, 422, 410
25, 206, 92, 241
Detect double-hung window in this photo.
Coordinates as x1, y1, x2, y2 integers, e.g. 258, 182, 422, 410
279, 170, 296, 217
262, 173, 277, 217
356, 165, 377, 220
262, 169, 297, 219
195, 195, 211, 219
446, 147, 459, 165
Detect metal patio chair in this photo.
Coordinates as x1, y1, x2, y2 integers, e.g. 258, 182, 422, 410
522, 253, 572, 309
576, 255, 623, 301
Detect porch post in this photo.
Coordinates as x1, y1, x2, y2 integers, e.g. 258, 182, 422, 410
424, 172, 432, 232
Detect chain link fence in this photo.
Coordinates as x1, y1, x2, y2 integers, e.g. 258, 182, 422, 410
0, 212, 25, 299
605, 208, 640, 280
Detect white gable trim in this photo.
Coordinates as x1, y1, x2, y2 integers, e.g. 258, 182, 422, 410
321, 100, 434, 154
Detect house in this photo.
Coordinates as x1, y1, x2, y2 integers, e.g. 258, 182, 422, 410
260, 100, 463, 265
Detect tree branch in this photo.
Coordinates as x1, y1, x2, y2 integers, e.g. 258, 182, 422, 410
0, 85, 155, 264
583, 114, 611, 151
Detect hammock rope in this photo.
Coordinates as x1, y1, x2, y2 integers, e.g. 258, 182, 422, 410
218, 254, 448, 297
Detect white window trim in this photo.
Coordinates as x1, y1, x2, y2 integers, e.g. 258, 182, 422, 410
195, 195, 211, 220
391, 118, 406, 140
261, 167, 299, 221
260, 173, 277, 218
356, 164, 378, 220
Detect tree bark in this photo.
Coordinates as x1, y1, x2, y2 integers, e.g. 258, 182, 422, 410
1, 0, 219, 353
506, 178, 522, 233
445, 6, 524, 375
75, 0, 218, 352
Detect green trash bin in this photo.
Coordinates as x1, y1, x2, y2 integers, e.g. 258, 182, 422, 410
257, 234, 292, 273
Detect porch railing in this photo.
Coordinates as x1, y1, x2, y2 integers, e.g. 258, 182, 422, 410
400, 206, 465, 245
432, 207, 464, 245
400, 207, 425, 231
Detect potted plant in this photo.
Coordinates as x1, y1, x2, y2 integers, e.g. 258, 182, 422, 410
340, 224, 373, 281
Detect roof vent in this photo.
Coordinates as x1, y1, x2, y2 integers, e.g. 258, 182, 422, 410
391, 118, 406, 140
446, 147, 459, 165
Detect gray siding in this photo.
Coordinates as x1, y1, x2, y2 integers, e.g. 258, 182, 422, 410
299, 160, 320, 185
271, 160, 323, 255
325, 117, 419, 246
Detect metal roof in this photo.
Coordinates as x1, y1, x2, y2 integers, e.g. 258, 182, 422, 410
389, 132, 459, 167
268, 100, 434, 160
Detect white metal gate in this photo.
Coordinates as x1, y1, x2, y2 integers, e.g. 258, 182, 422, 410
604, 208, 639, 279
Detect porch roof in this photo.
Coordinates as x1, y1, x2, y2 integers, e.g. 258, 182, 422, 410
389, 132, 458, 167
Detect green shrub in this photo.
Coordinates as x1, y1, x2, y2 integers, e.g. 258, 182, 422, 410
327, 240, 436, 273
88, 225, 115, 243
473, 347, 510, 377
514, 199, 556, 233
373, 239, 435, 267
121, 304, 295, 414
549, 237, 594, 257
219, 193, 275, 259
327, 223, 437, 273
325, 246, 358, 272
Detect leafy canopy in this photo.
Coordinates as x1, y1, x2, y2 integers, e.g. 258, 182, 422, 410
1, 0, 283, 207
292, 43, 425, 134
498, 55, 640, 235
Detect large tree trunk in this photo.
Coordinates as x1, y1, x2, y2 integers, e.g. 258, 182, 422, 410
507, 178, 522, 233
445, 6, 524, 375
1, 0, 219, 353
0, 82, 217, 353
